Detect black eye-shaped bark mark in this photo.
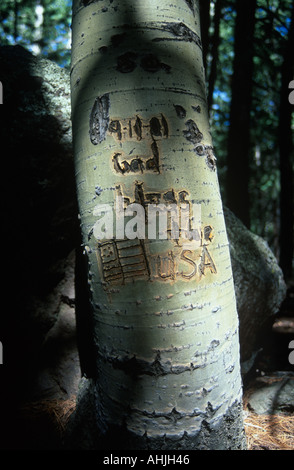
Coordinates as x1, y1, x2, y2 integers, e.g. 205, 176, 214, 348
116, 52, 138, 73
111, 33, 127, 47
174, 105, 187, 119
89, 94, 110, 145
116, 52, 171, 74
206, 148, 217, 171
150, 117, 162, 137
140, 53, 161, 72
192, 105, 201, 113
140, 54, 171, 73
183, 119, 203, 145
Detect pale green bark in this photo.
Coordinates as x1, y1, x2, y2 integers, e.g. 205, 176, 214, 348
71, 0, 245, 449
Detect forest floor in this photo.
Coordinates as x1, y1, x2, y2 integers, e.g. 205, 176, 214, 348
243, 403, 294, 450
242, 281, 294, 450
5, 284, 294, 451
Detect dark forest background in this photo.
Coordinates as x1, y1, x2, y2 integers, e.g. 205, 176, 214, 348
0, 0, 293, 281
0, 0, 293, 452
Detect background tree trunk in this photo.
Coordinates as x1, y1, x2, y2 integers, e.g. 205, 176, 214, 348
225, 0, 257, 229
70, 0, 245, 450
199, 0, 210, 74
207, 0, 223, 113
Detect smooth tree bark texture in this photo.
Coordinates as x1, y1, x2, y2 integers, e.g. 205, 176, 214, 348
70, 0, 246, 450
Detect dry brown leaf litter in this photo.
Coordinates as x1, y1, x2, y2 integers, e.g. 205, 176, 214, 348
244, 411, 294, 450
18, 394, 294, 450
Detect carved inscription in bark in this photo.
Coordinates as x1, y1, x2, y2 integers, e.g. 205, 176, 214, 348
95, 183, 217, 288
109, 115, 168, 142
112, 140, 160, 175
90, 103, 217, 286
108, 114, 168, 174
97, 239, 151, 286
115, 182, 195, 240
152, 234, 217, 283
96, 238, 217, 288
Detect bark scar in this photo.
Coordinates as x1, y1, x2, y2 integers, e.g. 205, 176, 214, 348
89, 94, 110, 145
183, 119, 203, 145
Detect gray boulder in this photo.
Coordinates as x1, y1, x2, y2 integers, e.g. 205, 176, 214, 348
224, 207, 287, 368
245, 372, 294, 414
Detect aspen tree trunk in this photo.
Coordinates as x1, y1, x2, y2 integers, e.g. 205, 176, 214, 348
70, 0, 246, 450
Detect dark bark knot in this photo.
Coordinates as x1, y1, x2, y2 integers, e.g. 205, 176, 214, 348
154, 22, 202, 49
116, 52, 138, 73
183, 120, 216, 171
206, 148, 217, 171
105, 353, 201, 378
183, 119, 203, 145
111, 33, 127, 47
174, 104, 187, 119
140, 53, 171, 73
